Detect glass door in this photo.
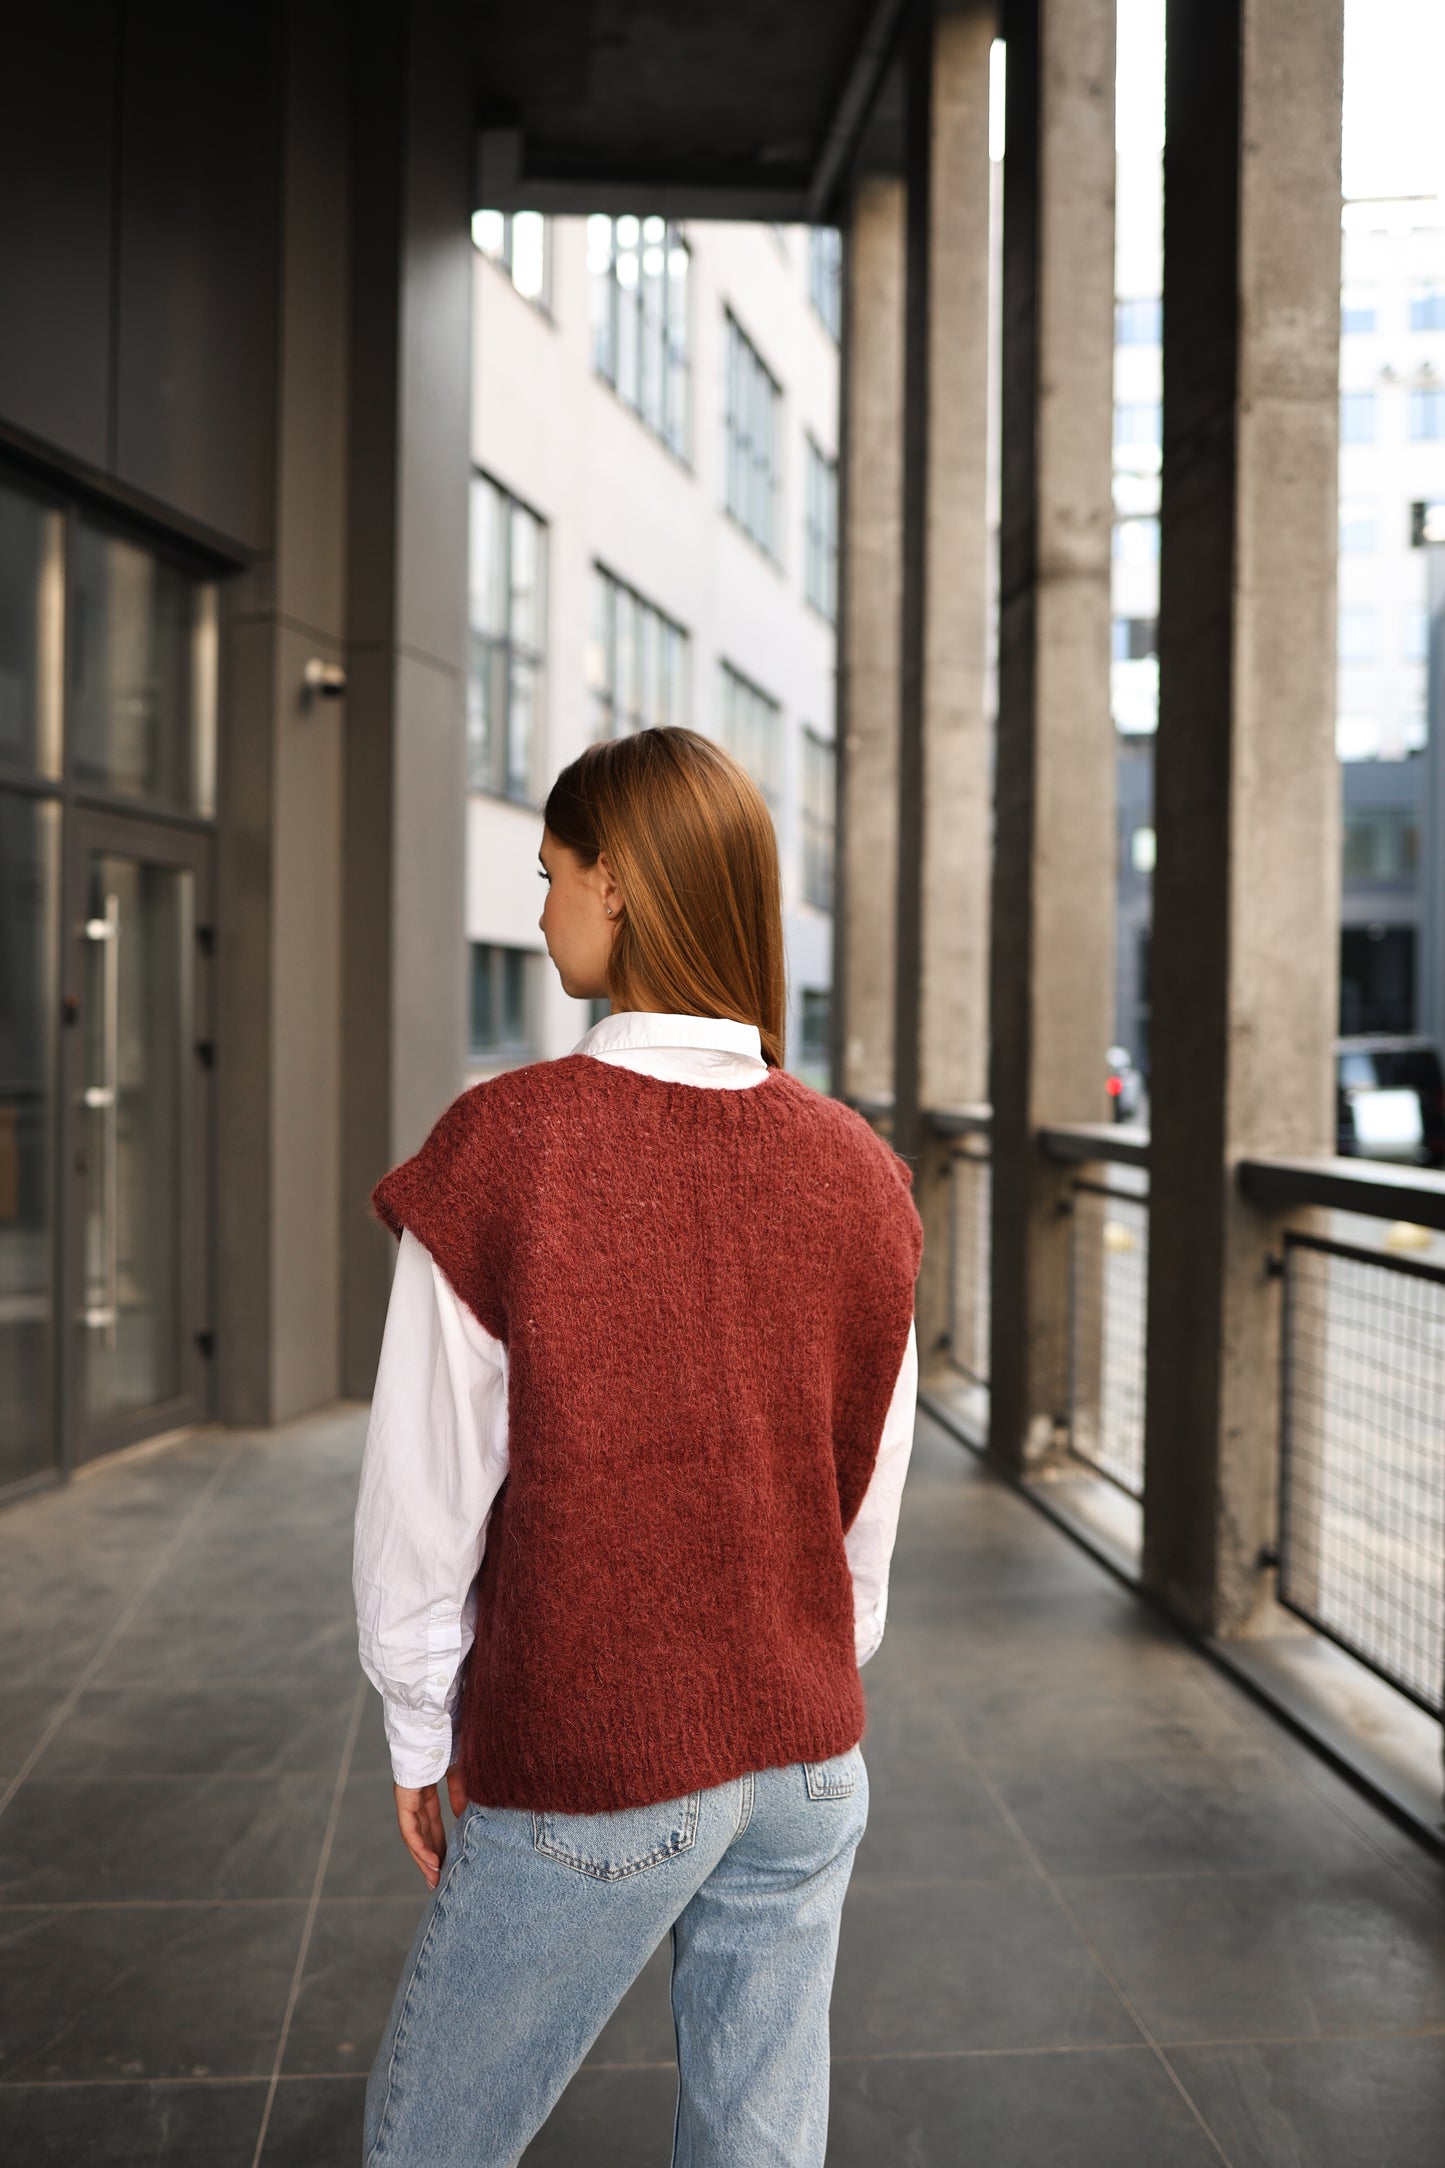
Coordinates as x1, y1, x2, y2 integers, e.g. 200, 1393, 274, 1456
61, 812, 213, 1465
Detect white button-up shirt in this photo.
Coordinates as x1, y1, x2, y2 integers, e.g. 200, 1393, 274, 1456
353, 1008, 920, 1789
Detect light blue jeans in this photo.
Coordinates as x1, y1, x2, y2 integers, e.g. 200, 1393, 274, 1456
362, 1742, 869, 2167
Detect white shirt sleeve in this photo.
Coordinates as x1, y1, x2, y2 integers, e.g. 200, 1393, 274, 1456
844, 1315, 918, 1667
353, 1225, 511, 1788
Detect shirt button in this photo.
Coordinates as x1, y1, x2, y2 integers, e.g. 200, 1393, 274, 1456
432, 1674, 447, 1687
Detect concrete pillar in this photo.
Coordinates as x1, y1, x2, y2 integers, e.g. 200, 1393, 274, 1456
836, 175, 906, 1110
894, 2, 996, 1376
987, 0, 1117, 1471
1142, 0, 1343, 1635
341, 0, 472, 1397
216, 0, 350, 1425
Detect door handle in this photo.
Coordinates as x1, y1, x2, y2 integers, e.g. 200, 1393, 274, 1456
82, 892, 121, 1348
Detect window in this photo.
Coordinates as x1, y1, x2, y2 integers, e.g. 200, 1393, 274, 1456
468, 473, 547, 802
1342, 292, 1378, 335
1408, 388, 1445, 440
1340, 391, 1376, 443
718, 663, 782, 814
471, 210, 550, 307
1404, 606, 1429, 662
724, 313, 782, 558
804, 439, 838, 619
1113, 402, 1161, 470
1115, 297, 1161, 346
588, 216, 690, 457
1112, 517, 1160, 564
469, 944, 533, 1064
587, 567, 690, 739
1409, 287, 1445, 331
801, 727, 835, 912
1112, 617, 1157, 662
808, 228, 842, 340
800, 989, 831, 1082
1343, 811, 1419, 883
1338, 605, 1375, 663
1339, 510, 1377, 553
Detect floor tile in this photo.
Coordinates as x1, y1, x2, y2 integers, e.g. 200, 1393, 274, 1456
0, 1903, 303, 2080
92, 1603, 360, 1690
988, 1749, 1411, 1880
1168, 2034, 1445, 2168
0, 1692, 65, 1782
826, 2045, 1224, 2167
281, 1900, 426, 2077
1061, 1861, 1445, 2043
259, 2076, 367, 2168
0, 1779, 332, 1903
0, 2078, 266, 2164
519, 2065, 679, 2165
829, 1879, 1142, 2056
35, 1679, 355, 1781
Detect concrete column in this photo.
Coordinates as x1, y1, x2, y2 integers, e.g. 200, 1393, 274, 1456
894, 2, 996, 1376
836, 175, 906, 1109
216, 0, 350, 1425
341, 0, 472, 1397
987, 0, 1117, 1471
1142, 0, 1343, 1635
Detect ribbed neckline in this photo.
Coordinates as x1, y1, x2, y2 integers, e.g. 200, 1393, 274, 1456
559, 1051, 805, 1115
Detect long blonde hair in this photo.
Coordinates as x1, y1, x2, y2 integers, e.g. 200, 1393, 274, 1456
543, 726, 786, 1068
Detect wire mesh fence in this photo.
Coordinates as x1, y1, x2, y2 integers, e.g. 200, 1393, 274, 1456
1278, 1232, 1445, 1718
948, 1144, 991, 1388
1065, 1179, 1149, 1499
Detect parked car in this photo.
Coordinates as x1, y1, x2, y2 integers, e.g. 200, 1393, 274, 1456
1106, 1045, 1145, 1124
1337, 1036, 1445, 1167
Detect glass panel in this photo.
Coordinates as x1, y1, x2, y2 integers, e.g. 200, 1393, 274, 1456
511, 213, 547, 302
510, 506, 540, 650
466, 628, 492, 790
472, 209, 506, 260
81, 851, 192, 1422
502, 948, 527, 1042
615, 588, 636, 732
70, 524, 216, 810
0, 793, 59, 1486
507, 658, 536, 799
470, 944, 494, 1051
0, 483, 63, 776
469, 475, 506, 640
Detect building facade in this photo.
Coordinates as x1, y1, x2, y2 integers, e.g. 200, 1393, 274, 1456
464, 216, 842, 1088
1109, 173, 1445, 1066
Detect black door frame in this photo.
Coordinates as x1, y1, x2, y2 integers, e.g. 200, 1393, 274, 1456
58, 807, 216, 1473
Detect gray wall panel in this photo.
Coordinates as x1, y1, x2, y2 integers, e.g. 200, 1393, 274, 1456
0, 8, 118, 468
114, 2, 279, 551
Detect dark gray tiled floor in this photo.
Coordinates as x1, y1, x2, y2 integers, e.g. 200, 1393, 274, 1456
1, 1402, 1442, 2166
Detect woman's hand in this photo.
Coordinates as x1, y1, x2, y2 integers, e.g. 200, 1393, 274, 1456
394, 1762, 469, 1889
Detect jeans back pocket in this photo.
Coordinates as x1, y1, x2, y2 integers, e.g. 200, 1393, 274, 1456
532, 1790, 702, 1880
802, 1745, 861, 1800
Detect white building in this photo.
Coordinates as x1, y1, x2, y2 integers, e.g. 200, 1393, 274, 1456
464, 213, 842, 1088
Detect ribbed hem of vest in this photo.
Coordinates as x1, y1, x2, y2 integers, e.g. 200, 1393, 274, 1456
457, 1670, 868, 1816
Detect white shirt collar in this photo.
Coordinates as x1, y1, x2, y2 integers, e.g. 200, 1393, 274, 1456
570, 1009, 765, 1065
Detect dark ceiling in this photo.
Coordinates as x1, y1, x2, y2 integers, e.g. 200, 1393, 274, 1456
471, 0, 911, 222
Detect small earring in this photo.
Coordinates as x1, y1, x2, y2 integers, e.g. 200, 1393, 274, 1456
606, 906, 613, 916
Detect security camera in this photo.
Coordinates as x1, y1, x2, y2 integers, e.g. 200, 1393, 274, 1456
303, 658, 348, 700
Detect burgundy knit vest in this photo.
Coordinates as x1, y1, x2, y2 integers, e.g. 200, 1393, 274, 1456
369, 1052, 924, 1814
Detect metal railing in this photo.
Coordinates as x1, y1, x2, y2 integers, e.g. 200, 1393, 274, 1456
1064, 1178, 1149, 1498
1272, 1226, 1445, 1721
930, 1106, 992, 1390
1042, 1125, 1151, 1499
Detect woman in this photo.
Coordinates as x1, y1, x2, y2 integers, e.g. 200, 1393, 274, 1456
353, 725, 923, 2168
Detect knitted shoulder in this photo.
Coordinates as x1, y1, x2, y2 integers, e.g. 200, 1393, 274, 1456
367, 1064, 544, 1243
779, 1074, 917, 1197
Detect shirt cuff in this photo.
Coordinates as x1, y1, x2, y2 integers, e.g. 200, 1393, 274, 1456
384, 1700, 456, 1790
